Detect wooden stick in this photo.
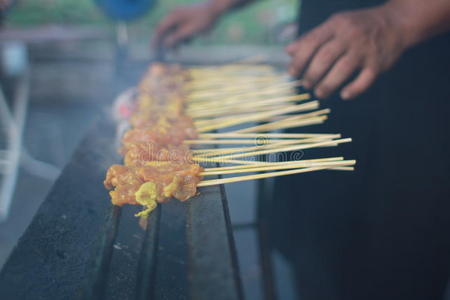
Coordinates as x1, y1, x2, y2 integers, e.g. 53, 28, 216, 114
229, 109, 330, 130
264, 108, 330, 123
201, 160, 355, 175
187, 76, 284, 92
198, 166, 345, 187
191, 105, 294, 122
206, 138, 352, 160
188, 82, 283, 99
189, 81, 302, 103
229, 116, 327, 134
198, 133, 341, 139
187, 77, 282, 91
188, 93, 310, 114
185, 138, 327, 145
203, 157, 344, 171
193, 109, 326, 127
193, 157, 277, 166
189, 98, 292, 114
330, 167, 354, 171
190, 98, 318, 121
192, 137, 337, 158
197, 101, 319, 132
189, 92, 292, 110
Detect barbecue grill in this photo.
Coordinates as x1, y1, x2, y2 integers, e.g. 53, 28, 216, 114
0, 53, 355, 299
0, 114, 243, 299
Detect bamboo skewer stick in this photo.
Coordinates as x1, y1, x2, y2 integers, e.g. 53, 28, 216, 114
201, 160, 355, 176
198, 133, 341, 139
190, 99, 316, 121
229, 116, 327, 134
193, 109, 326, 128
189, 93, 293, 111
196, 101, 319, 132
198, 165, 351, 187
187, 77, 284, 93
189, 64, 275, 74
218, 109, 329, 131
188, 73, 281, 84
330, 167, 354, 171
189, 94, 294, 114
190, 103, 292, 120
264, 108, 330, 123
203, 157, 344, 172
188, 93, 311, 114
190, 78, 300, 92
200, 138, 352, 161
185, 138, 327, 145
188, 81, 302, 103
189, 91, 301, 111
191, 136, 337, 158
193, 157, 279, 166
189, 96, 294, 112
187, 76, 282, 90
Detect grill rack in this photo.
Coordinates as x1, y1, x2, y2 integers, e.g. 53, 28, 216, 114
0, 118, 243, 299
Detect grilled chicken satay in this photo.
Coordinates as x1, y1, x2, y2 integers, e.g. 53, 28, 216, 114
105, 63, 202, 217
122, 143, 192, 167
104, 162, 203, 217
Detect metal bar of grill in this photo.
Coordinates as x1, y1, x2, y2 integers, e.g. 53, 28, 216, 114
0, 117, 243, 300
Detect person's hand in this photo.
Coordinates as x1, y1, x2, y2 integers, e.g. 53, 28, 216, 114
153, 2, 222, 49
286, 6, 409, 100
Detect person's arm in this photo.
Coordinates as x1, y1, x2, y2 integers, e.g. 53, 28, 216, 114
286, 0, 450, 100
153, 0, 254, 49
386, 0, 450, 47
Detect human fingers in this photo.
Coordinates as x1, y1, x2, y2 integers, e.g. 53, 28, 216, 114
340, 67, 377, 100
313, 52, 362, 99
301, 39, 346, 89
163, 24, 197, 48
286, 25, 334, 77
152, 12, 183, 47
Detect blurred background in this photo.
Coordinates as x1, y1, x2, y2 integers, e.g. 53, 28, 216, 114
0, 0, 299, 299
7, 0, 297, 43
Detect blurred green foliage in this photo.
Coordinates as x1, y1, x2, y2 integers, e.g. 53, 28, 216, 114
6, 0, 297, 44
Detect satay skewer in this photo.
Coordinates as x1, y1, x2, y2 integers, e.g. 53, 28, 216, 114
198, 133, 341, 139
196, 101, 319, 132
186, 138, 331, 145
194, 110, 328, 128
198, 164, 356, 187
187, 93, 311, 113
188, 81, 303, 103
202, 157, 344, 171
194, 138, 352, 161
106, 62, 355, 219
201, 160, 356, 176
191, 136, 339, 158
191, 99, 322, 123
190, 93, 304, 110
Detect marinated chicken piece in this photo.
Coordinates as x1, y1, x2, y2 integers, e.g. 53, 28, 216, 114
122, 143, 192, 166
137, 161, 203, 202
131, 94, 186, 124
104, 162, 203, 216
104, 165, 143, 206
122, 117, 197, 146
138, 64, 188, 95
129, 104, 189, 129
105, 63, 203, 217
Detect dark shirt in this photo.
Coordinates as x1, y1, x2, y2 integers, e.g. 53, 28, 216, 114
270, 1, 450, 300
299, 0, 385, 34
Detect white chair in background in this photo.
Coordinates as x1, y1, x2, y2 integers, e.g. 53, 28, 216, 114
0, 41, 59, 222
